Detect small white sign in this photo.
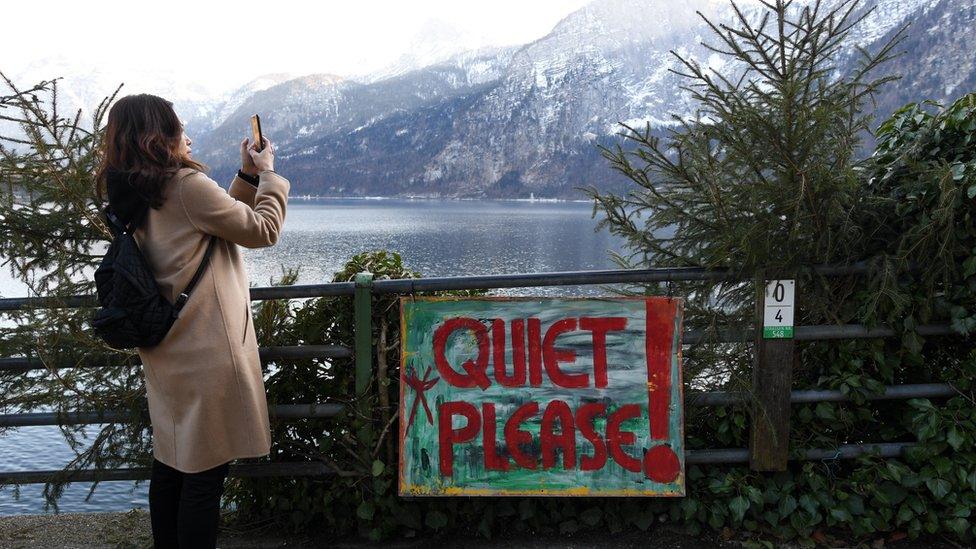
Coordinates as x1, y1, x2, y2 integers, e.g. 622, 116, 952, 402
763, 280, 794, 339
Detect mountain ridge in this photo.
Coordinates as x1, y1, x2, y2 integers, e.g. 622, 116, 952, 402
203, 0, 974, 198
8, 0, 974, 198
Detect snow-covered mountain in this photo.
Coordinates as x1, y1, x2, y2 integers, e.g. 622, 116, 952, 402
190, 47, 518, 189
1, 57, 230, 142
201, 73, 299, 133
1, 61, 293, 142
411, 0, 720, 196
6, 0, 974, 197
859, 0, 976, 118
355, 18, 503, 84
196, 0, 722, 196
197, 0, 975, 198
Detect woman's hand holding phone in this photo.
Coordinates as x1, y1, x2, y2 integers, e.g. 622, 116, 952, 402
240, 136, 274, 175
240, 138, 259, 176
247, 136, 275, 173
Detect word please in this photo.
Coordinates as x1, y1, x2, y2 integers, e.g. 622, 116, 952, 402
438, 399, 680, 483
433, 316, 629, 389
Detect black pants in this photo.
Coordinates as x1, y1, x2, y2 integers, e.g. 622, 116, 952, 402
149, 457, 230, 548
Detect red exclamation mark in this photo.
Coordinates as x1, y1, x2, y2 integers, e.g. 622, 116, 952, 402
643, 298, 681, 483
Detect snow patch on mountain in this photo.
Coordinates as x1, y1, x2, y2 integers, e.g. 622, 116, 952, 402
357, 18, 505, 84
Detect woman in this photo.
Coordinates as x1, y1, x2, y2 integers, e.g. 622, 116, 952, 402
94, 94, 289, 548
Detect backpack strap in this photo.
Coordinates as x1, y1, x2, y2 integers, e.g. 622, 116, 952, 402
104, 203, 216, 312
103, 206, 130, 235
174, 235, 218, 311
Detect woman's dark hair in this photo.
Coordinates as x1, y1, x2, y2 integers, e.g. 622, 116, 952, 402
95, 94, 207, 208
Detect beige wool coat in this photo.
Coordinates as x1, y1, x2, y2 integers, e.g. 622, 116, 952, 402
132, 167, 289, 473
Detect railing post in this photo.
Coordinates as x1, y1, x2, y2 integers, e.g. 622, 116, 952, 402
749, 279, 795, 471
353, 271, 374, 401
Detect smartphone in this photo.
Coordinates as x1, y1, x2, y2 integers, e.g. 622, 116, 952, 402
250, 114, 264, 152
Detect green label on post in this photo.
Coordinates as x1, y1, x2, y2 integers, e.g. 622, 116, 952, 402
763, 326, 794, 339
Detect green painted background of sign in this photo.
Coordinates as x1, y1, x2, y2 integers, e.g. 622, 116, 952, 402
398, 296, 685, 497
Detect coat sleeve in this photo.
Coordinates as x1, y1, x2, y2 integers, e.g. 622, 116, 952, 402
178, 170, 289, 248
228, 173, 258, 208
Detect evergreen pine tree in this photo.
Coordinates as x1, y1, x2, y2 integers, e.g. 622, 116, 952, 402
0, 74, 149, 508
579, 0, 905, 385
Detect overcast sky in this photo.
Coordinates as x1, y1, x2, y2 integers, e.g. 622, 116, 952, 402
5, 0, 592, 91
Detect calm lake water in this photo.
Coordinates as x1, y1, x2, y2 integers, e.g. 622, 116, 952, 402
0, 197, 631, 516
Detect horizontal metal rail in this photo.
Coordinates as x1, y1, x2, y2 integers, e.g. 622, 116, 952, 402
0, 344, 351, 373
686, 442, 913, 465
686, 383, 956, 407
683, 323, 955, 344
0, 441, 911, 484
0, 402, 343, 427
365, 263, 871, 294
0, 461, 334, 484
3, 383, 953, 428
0, 265, 873, 312
1, 322, 958, 374
0, 264, 950, 484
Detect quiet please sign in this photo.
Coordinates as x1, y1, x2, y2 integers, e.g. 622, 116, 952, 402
398, 296, 685, 497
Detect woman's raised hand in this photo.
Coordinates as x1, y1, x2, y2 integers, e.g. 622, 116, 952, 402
240, 138, 259, 175
247, 137, 275, 173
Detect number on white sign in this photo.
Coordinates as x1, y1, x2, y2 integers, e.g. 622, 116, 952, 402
763, 280, 794, 339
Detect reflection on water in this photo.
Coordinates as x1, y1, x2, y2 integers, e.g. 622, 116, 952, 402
243, 198, 625, 294
0, 198, 631, 515
0, 425, 152, 515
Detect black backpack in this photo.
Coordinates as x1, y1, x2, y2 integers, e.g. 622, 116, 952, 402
90, 206, 216, 349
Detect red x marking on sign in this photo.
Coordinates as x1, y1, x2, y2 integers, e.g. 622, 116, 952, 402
405, 366, 439, 430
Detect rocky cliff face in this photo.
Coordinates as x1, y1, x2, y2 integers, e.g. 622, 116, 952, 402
860, 0, 976, 125
187, 0, 976, 198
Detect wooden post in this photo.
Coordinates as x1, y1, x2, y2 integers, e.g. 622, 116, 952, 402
749, 279, 795, 471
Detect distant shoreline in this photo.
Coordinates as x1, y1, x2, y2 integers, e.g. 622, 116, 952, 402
288, 195, 594, 203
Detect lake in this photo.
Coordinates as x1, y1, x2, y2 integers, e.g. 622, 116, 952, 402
0, 197, 631, 516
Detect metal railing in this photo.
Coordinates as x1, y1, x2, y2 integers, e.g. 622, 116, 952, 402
0, 266, 961, 484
